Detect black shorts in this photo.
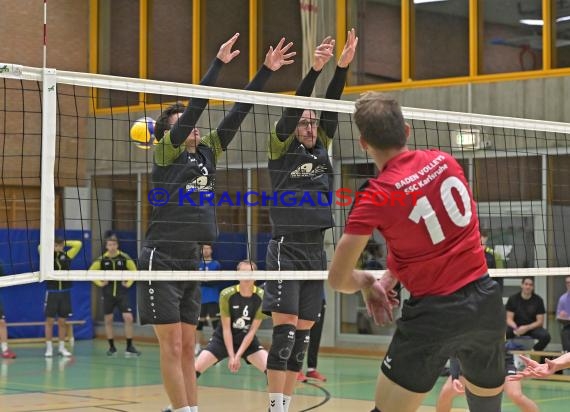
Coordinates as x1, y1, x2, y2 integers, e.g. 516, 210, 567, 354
381, 275, 505, 393
44, 290, 73, 318
137, 246, 201, 325
206, 332, 264, 361
263, 231, 326, 321
199, 302, 220, 320
103, 293, 132, 315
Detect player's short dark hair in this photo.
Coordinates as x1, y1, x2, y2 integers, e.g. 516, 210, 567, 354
105, 234, 118, 244
54, 236, 65, 246
354, 92, 407, 150
521, 276, 534, 285
155, 102, 186, 141
237, 260, 257, 271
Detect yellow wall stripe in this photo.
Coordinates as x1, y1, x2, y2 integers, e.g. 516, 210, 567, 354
402, 0, 411, 82
249, 0, 258, 79
543, 0, 552, 70
468, 0, 478, 76
192, 0, 201, 84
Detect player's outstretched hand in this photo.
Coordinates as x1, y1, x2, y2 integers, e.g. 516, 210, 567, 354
312, 36, 335, 72
217, 33, 241, 64
362, 279, 398, 326
264, 38, 296, 71
338, 28, 358, 68
509, 355, 556, 381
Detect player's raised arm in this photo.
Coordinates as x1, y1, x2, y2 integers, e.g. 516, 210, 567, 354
319, 29, 358, 140
209, 38, 295, 157
65, 240, 83, 259
273, 37, 335, 141
166, 33, 240, 147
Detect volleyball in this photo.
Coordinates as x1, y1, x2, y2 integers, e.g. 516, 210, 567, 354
130, 117, 156, 149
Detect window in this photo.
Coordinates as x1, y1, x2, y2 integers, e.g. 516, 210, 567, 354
97, 0, 140, 107
147, 0, 194, 103
201, 0, 249, 89
347, 0, 401, 85
473, 156, 542, 201
93, 175, 137, 232
553, 0, 570, 68
413, 0, 469, 80
258, 0, 303, 92
481, 0, 543, 74
549, 155, 570, 267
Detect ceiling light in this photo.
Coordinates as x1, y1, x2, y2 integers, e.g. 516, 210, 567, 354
519, 19, 544, 26
519, 16, 570, 26
413, 0, 447, 4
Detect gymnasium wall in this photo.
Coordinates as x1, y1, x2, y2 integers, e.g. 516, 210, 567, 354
0, 0, 90, 187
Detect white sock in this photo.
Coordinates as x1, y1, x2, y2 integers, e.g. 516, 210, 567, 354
307, 368, 315, 372
269, 393, 284, 412
283, 394, 292, 412
46, 341, 53, 349
1, 342, 8, 352
189, 407, 198, 412
58, 341, 66, 350
173, 407, 191, 412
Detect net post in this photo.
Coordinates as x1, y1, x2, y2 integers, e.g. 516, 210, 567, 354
40, 68, 57, 283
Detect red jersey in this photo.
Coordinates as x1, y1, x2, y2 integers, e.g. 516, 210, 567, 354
344, 150, 487, 297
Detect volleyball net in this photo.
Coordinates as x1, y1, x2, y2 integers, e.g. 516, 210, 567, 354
1, 63, 570, 289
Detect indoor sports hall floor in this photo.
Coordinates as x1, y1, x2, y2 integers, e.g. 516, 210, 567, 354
0, 340, 569, 411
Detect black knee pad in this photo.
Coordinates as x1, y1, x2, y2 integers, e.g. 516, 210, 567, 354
465, 388, 502, 412
286, 329, 310, 372
267, 324, 296, 371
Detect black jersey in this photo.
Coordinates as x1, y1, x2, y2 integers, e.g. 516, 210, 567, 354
506, 293, 546, 326
214, 284, 265, 339
90, 251, 136, 297
144, 131, 223, 251
47, 251, 73, 290
266, 66, 348, 237
267, 128, 334, 236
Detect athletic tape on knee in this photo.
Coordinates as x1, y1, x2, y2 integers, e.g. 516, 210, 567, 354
286, 329, 311, 372
465, 388, 502, 412
267, 324, 296, 371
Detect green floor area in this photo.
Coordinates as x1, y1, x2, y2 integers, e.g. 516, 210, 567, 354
1, 340, 570, 411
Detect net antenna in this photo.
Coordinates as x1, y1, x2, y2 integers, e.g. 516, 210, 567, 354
43, 0, 48, 69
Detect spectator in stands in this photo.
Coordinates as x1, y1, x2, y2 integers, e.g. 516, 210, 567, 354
556, 275, 570, 352
506, 277, 551, 351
